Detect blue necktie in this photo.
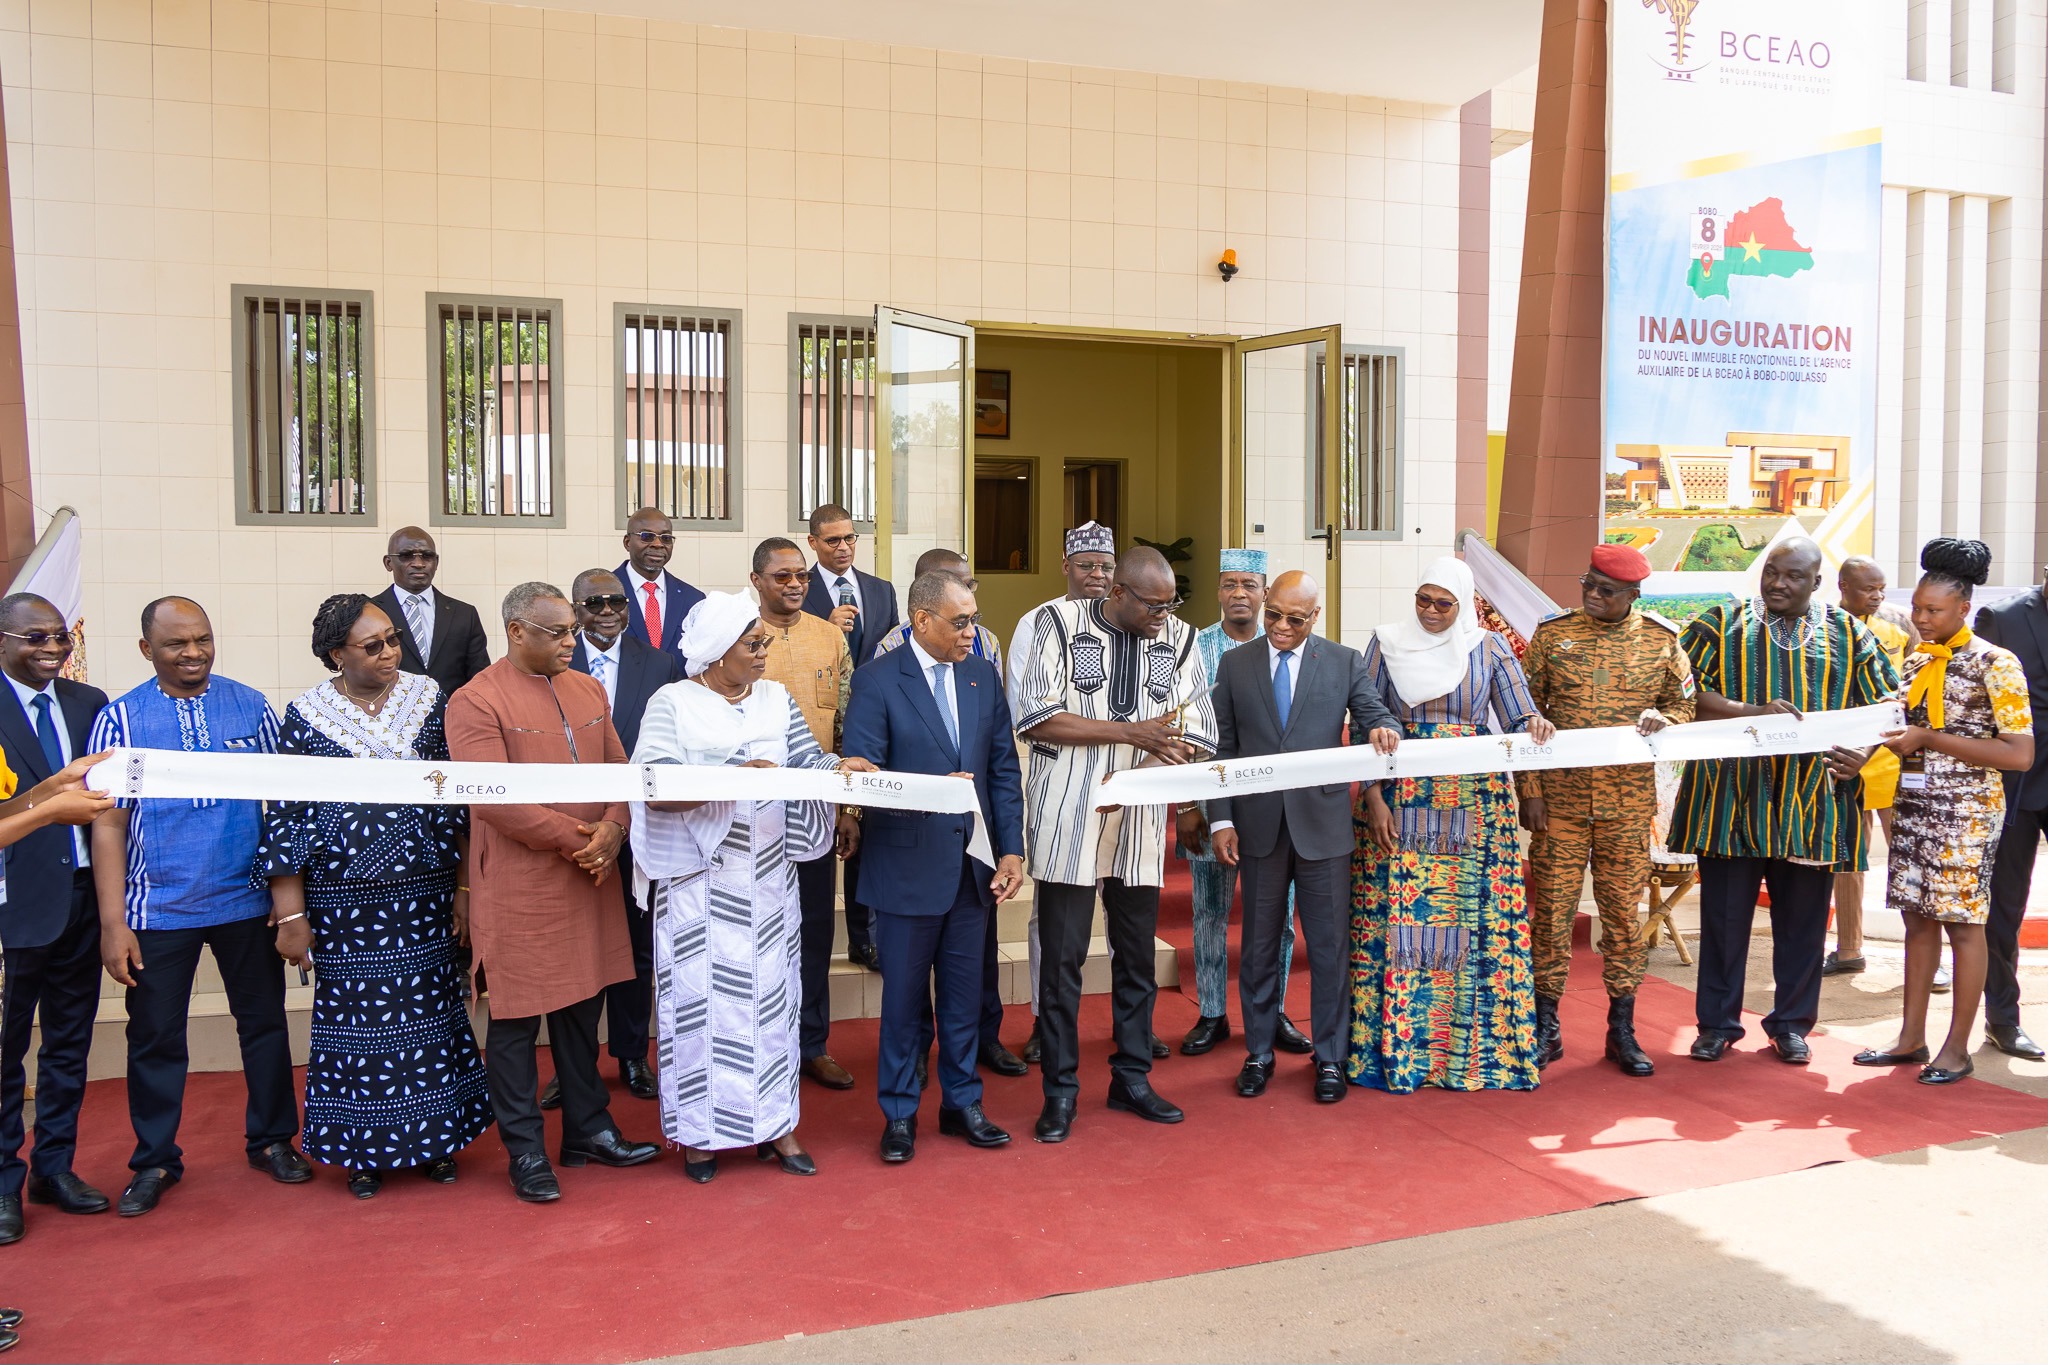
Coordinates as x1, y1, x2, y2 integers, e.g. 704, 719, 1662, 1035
1273, 649, 1294, 731
30, 693, 63, 775
932, 662, 960, 752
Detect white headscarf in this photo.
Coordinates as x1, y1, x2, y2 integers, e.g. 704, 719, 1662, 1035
1373, 555, 1487, 707
676, 591, 759, 678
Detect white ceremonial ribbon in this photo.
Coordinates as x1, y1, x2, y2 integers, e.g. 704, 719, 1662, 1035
89, 747, 995, 867
1095, 702, 1905, 809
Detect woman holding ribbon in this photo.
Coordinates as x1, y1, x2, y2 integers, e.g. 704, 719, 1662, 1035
255, 594, 491, 1199
629, 593, 874, 1182
1856, 538, 2033, 1084
1348, 556, 1554, 1093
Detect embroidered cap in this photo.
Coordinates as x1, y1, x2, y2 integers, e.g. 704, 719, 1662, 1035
1218, 548, 1268, 577
1064, 521, 1115, 558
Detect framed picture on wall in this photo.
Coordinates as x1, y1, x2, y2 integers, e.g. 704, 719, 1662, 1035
974, 369, 1011, 439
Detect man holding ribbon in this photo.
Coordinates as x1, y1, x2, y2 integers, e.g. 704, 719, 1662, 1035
1014, 546, 1217, 1142
1519, 543, 1694, 1078
1668, 538, 1900, 1066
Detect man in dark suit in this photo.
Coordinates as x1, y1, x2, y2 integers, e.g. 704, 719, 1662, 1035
842, 571, 1026, 1164
373, 526, 492, 698
1208, 571, 1402, 1103
802, 502, 900, 668
541, 570, 681, 1110
617, 506, 705, 674
0, 593, 113, 1241
1972, 575, 2048, 1060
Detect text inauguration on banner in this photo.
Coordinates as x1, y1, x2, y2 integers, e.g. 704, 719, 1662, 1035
1605, 0, 1882, 599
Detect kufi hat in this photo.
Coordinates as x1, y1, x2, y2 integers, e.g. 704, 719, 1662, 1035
1064, 521, 1115, 558
1218, 548, 1268, 576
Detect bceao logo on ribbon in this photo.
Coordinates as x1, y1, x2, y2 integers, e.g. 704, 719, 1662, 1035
423, 768, 450, 800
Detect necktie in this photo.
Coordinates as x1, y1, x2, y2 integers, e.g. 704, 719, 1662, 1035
642, 581, 664, 648
30, 693, 63, 775
403, 593, 429, 660
589, 650, 609, 694
931, 662, 959, 751
1273, 649, 1294, 731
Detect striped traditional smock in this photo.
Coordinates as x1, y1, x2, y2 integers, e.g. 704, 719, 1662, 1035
1666, 598, 1900, 871
1015, 599, 1217, 888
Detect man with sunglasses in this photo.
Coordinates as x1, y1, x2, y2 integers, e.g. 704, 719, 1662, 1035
1518, 543, 1695, 1077
535, 570, 680, 1110
0, 594, 111, 1241
801, 503, 899, 668
372, 526, 492, 698
616, 507, 706, 674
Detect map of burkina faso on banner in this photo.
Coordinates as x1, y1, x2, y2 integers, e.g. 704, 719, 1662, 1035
1685, 198, 1814, 300
1605, 0, 1882, 604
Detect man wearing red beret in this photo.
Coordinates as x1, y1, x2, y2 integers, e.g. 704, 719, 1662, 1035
1517, 543, 1696, 1076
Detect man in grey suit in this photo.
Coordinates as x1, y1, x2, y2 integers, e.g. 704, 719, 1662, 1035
1209, 571, 1403, 1103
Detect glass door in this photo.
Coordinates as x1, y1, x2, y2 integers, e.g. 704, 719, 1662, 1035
873, 307, 974, 589
1233, 325, 1343, 637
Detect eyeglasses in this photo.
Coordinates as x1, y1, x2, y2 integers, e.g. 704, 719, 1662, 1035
760, 569, 808, 585
2, 630, 74, 651
513, 618, 576, 641
817, 532, 859, 550
738, 635, 773, 656
1069, 558, 1115, 577
1577, 575, 1630, 600
1414, 593, 1459, 613
631, 531, 676, 545
353, 631, 404, 657
923, 612, 982, 632
1128, 591, 1184, 617
1262, 608, 1314, 631
578, 594, 629, 612
389, 550, 438, 564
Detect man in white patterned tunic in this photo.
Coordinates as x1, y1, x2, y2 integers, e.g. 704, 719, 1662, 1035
1014, 547, 1217, 1143
629, 593, 874, 1182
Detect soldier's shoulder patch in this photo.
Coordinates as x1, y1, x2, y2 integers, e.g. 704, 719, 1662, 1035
1681, 673, 1697, 698
1536, 609, 1576, 627
1642, 610, 1681, 635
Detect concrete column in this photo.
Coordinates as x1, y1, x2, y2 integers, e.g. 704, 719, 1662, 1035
1456, 92, 1491, 542
1945, 195, 1990, 542
1904, 190, 1953, 553
1875, 186, 1910, 577
1496, 0, 1604, 601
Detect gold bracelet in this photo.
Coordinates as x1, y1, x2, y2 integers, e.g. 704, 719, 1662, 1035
272, 912, 306, 927
457, 885, 470, 892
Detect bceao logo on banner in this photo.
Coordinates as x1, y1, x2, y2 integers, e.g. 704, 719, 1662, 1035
1644, 0, 1709, 80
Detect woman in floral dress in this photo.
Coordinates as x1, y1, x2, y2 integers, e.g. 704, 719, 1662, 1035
1348, 556, 1554, 1093
1855, 539, 2034, 1085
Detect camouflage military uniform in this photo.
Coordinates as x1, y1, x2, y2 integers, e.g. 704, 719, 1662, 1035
1518, 608, 1696, 1000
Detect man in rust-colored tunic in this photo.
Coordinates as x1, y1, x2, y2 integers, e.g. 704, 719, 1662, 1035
445, 581, 660, 1203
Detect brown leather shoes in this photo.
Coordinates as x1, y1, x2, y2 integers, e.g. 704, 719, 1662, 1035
802, 1054, 855, 1090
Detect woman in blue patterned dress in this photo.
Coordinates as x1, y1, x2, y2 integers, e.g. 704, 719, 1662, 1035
256, 595, 491, 1199
1348, 556, 1554, 1093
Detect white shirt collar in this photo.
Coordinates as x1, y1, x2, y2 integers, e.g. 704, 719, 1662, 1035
907, 635, 947, 675
400, 585, 437, 606
583, 631, 623, 663
628, 565, 666, 589
5, 671, 52, 707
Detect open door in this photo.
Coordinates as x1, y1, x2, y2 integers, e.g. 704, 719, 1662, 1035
873, 307, 974, 591
1233, 325, 1343, 638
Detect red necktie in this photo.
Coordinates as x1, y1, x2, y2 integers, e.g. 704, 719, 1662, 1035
642, 581, 663, 647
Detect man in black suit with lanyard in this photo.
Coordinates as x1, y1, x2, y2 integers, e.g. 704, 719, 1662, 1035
0, 593, 111, 1242
372, 526, 492, 698
541, 568, 681, 1110
1973, 573, 2048, 1060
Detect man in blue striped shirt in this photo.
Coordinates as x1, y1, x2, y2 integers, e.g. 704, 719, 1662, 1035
89, 597, 309, 1217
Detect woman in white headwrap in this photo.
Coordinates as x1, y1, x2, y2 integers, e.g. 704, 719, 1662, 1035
630, 593, 875, 1182
1346, 556, 1554, 1094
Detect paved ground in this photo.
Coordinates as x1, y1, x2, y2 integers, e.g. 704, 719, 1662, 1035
676, 887, 2048, 1365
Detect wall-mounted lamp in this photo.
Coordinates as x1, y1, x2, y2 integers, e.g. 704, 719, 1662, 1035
1218, 248, 1239, 282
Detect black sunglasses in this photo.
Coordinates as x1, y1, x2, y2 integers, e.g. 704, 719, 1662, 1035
632, 531, 676, 545
579, 594, 629, 612
2, 630, 74, 650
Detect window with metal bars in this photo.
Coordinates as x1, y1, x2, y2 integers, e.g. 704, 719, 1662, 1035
787, 315, 877, 528
428, 293, 564, 528
1312, 345, 1403, 538
614, 305, 740, 526
231, 287, 375, 524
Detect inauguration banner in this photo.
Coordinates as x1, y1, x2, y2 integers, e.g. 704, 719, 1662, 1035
1605, 1, 1882, 609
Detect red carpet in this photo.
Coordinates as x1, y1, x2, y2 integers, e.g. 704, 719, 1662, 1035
6, 940, 2046, 1364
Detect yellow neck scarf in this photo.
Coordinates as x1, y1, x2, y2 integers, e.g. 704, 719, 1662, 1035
1907, 626, 1972, 729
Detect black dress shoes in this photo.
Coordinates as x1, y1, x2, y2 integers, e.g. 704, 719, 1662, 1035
0, 1198, 19, 1245
848, 941, 881, 972
1314, 1062, 1347, 1103
1181, 1015, 1231, 1055
622, 1058, 658, 1100
560, 1129, 660, 1168
249, 1142, 313, 1184
118, 1167, 177, 1217
880, 1118, 917, 1163
1021, 1024, 1042, 1065
421, 1157, 459, 1184
1820, 950, 1867, 976
1689, 1032, 1731, 1062
1106, 1077, 1184, 1124
980, 1040, 1029, 1077
939, 1102, 1011, 1147
681, 1153, 718, 1184
1919, 1059, 1976, 1085
26, 1171, 109, 1215
1987, 1024, 2047, 1060
0, 1310, 20, 1329
1770, 1032, 1812, 1065
346, 1170, 382, 1201
1275, 1016, 1314, 1055
508, 1154, 561, 1203
1034, 1097, 1076, 1143
1149, 1033, 1170, 1059
1853, 1044, 1930, 1067
538, 1076, 562, 1110
1235, 1057, 1273, 1097
756, 1142, 818, 1176
0, 1324, 14, 1354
